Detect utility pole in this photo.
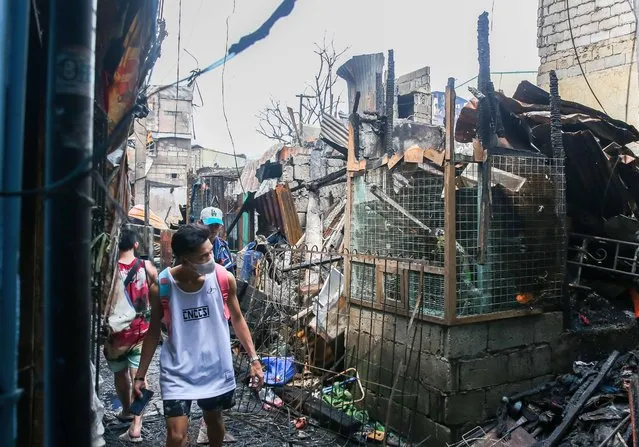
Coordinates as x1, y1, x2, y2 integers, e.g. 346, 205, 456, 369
295, 93, 313, 139
44, 0, 97, 445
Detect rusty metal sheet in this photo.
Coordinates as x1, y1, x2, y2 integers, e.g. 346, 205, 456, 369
255, 184, 302, 244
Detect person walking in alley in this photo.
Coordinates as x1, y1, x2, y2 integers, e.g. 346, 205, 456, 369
103, 228, 158, 443
200, 206, 235, 274
134, 224, 264, 447
198, 206, 236, 444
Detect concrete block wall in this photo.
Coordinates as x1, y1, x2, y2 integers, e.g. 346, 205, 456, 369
537, 0, 638, 125
280, 151, 346, 227
345, 308, 565, 446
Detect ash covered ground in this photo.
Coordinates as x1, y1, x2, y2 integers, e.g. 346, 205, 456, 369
98, 350, 353, 446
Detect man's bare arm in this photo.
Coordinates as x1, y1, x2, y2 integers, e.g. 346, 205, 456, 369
135, 283, 162, 387
144, 260, 158, 285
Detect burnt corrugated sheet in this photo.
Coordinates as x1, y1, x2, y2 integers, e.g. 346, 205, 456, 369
337, 53, 385, 113
320, 114, 349, 151
255, 184, 302, 244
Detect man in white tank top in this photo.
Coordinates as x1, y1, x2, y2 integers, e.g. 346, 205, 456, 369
134, 224, 264, 447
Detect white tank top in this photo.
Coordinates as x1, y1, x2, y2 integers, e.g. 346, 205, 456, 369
159, 269, 236, 400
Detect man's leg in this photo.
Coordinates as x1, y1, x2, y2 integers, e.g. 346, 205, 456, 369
202, 411, 225, 447
104, 339, 133, 419
199, 390, 235, 447
164, 400, 191, 447
127, 367, 144, 438
114, 368, 132, 413
126, 343, 145, 438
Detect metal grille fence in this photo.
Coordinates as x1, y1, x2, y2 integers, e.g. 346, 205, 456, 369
231, 245, 429, 444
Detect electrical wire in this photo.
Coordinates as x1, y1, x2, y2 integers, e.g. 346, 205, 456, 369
0, 0, 298, 197
565, 0, 608, 114
222, 0, 245, 194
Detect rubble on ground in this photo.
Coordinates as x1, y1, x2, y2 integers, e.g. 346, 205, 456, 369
464, 350, 639, 447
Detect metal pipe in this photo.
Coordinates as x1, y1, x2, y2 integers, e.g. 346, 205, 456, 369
43, 0, 97, 445
0, 1, 31, 445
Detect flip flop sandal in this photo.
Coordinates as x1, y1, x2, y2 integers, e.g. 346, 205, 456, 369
119, 430, 143, 443
196, 428, 236, 444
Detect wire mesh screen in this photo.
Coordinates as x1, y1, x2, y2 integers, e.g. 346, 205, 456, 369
455, 156, 566, 315
349, 166, 446, 316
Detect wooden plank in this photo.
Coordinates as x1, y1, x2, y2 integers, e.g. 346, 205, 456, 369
387, 152, 404, 170
424, 147, 446, 166
403, 146, 425, 164
452, 308, 543, 325
344, 172, 353, 300
443, 78, 458, 324
369, 185, 432, 234
461, 163, 527, 193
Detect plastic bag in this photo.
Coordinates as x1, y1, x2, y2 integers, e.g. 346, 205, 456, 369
261, 356, 296, 386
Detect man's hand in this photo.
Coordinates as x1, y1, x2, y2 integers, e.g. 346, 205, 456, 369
249, 360, 264, 390
133, 377, 146, 398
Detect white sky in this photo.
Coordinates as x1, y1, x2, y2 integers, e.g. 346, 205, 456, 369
151, 0, 540, 158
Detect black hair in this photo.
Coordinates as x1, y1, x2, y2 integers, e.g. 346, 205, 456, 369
171, 224, 210, 259
118, 228, 138, 251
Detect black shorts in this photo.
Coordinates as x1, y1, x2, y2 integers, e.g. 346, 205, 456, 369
163, 390, 235, 418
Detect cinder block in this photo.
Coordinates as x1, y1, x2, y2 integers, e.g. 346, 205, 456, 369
548, 1, 565, 14
293, 164, 310, 181
618, 10, 636, 25
410, 414, 453, 447
599, 15, 620, 31
418, 321, 444, 355
442, 323, 488, 359
611, 23, 635, 38
577, 1, 596, 15
604, 53, 627, 68
459, 354, 510, 391
508, 345, 553, 382
590, 30, 611, 44
612, 2, 633, 15
443, 390, 486, 425
585, 57, 606, 72
533, 312, 564, 344
487, 317, 535, 351
419, 353, 457, 392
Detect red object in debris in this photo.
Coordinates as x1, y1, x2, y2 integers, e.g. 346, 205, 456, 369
294, 417, 307, 430
579, 314, 591, 326
631, 288, 639, 319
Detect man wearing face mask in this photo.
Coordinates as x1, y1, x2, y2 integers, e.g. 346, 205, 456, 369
199, 207, 235, 274
134, 224, 263, 447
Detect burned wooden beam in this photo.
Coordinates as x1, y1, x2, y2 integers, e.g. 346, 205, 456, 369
289, 168, 346, 193
369, 184, 432, 234
536, 351, 620, 447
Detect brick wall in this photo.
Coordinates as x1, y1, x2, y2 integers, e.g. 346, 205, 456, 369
537, 0, 638, 125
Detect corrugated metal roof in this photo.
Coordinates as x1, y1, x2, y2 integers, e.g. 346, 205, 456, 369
255, 184, 303, 244
320, 114, 349, 150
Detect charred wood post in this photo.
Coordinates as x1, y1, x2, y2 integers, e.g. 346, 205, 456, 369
549, 70, 570, 328
444, 77, 458, 323
43, 0, 97, 444
385, 49, 395, 157
477, 12, 493, 273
